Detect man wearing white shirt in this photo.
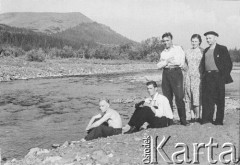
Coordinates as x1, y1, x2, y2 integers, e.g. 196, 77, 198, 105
124, 81, 173, 134
157, 32, 189, 126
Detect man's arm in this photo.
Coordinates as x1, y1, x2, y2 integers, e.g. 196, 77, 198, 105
86, 114, 102, 131
143, 102, 158, 115
157, 59, 168, 69
223, 46, 233, 73
135, 100, 145, 108
157, 57, 174, 69
87, 113, 111, 130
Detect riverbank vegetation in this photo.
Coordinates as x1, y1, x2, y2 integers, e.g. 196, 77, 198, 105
1, 23, 239, 82
0, 38, 163, 62
1, 36, 239, 63
1, 23, 239, 63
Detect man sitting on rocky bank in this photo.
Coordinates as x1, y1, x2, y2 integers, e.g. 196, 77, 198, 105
82, 99, 122, 141
123, 81, 173, 134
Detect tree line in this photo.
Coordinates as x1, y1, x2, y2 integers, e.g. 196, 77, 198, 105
0, 37, 163, 62
0, 24, 239, 62
0, 24, 96, 51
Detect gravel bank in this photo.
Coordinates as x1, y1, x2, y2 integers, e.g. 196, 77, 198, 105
0, 57, 157, 81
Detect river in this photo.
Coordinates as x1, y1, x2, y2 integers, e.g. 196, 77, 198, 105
0, 69, 239, 159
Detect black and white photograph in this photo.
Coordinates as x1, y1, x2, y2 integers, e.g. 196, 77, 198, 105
0, 0, 239, 164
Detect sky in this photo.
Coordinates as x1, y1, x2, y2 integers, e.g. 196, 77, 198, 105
0, 0, 240, 49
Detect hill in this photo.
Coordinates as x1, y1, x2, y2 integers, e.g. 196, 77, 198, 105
0, 12, 93, 34
54, 22, 134, 45
0, 24, 95, 50
0, 12, 135, 45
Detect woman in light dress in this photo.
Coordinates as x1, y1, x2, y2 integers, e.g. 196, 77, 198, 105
185, 34, 203, 123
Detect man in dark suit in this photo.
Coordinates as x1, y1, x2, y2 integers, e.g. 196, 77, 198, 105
201, 31, 233, 125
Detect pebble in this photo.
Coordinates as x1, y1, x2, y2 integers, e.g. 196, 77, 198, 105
26, 148, 40, 156
36, 149, 50, 155
91, 150, 109, 164
61, 141, 69, 148
52, 143, 60, 148
43, 156, 62, 163
108, 153, 114, 157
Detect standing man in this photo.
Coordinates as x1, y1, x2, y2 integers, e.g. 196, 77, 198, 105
201, 31, 233, 125
157, 32, 189, 126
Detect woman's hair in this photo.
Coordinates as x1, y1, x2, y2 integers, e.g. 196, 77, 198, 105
191, 34, 202, 45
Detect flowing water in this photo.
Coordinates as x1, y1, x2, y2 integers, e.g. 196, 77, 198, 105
0, 69, 239, 159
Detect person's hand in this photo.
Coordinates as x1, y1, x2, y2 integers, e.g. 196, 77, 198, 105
166, 57, 174, 64
143, 102, 151, 107
86, 126, 92, 131
135, 101, 145, 108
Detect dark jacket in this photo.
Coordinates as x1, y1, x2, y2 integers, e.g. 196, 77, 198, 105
201, 44, 233, 84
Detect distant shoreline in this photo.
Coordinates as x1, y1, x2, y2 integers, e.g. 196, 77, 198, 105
0, 57, 157, 82
0, 57, 239, 82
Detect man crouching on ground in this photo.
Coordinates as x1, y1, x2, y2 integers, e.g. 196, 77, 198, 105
123, 81, 173, 134
82, 99, 122, 141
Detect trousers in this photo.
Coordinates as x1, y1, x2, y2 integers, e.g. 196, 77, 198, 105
128, 106, 169, 129
202, 71, 225, 123
85, 125, 122, 141
162, 68, 187, 123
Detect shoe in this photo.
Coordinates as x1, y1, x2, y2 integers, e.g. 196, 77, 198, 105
173, 120, 181, 125
124, 126, 138, 134
212, 121, 223, 125
195, 118, 201, 123
181, 121, 190, 126
190, 119, 195, 123
168, 119, 173, 126
201, 121, 211, 125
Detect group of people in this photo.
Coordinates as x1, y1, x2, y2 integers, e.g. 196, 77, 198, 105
82, 31, 233, 141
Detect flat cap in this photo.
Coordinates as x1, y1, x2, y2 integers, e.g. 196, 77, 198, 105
204, 31, 219, 37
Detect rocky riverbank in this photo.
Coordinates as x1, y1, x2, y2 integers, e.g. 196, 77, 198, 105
0, 57, 156, 81
2, 98, 239, 165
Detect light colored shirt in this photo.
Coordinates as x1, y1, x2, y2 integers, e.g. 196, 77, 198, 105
157, 45, 185, 69
145, 92, 173, 119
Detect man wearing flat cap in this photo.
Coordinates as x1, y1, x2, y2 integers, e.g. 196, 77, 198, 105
201, 31, 233, 125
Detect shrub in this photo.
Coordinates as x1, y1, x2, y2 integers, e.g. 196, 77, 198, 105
229, 48, 240, 62
75, 48, 85, 58
61, 46, 75, 58
92, 48, 112, 60
146, 52, 160, 62
0, 46, 25, 57
47, 47, 61, 59
26, 48, 45, 62
128, 49, 142, 60
47, 46, 81, 59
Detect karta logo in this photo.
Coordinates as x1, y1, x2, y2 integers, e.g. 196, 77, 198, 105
142, 135, 239, 164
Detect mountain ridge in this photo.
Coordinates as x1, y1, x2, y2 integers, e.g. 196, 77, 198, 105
0, 12, 134, 45
0, 12, 93, 33
54, 22, 134, 45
